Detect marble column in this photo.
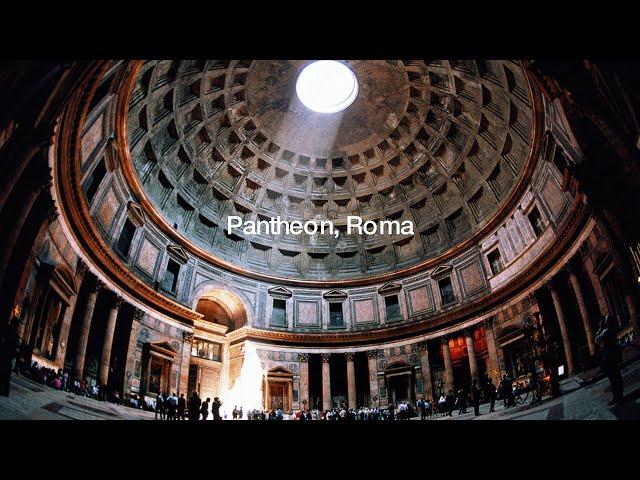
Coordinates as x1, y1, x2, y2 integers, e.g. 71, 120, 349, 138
483, 317, 502, 385
441, 336, 454, 394
465, 327, 479, 381
549, 281, 575, 375
99, 295, 123, 386
124, 311, 142, 396
54, 260, 87, 367
321, 353, 331, 411
568, 265, 597, 356
417, 341, 433, 401
345, 352, 356, 409
178, 330, 193, 397
298, 353, 309, 411
367, 350, 378, 407
73, 279, 102, 380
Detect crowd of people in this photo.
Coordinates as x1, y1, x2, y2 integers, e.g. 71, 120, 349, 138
0, 313, 627, 416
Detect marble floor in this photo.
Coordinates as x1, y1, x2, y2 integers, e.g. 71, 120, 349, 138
2, 356, 640, 420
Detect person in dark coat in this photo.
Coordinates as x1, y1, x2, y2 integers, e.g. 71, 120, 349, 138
155, 393, 165, 420
0, 318, 20, 397
457, 387, 467, 415
200, 397, 210, 420
177, 393, 186, 420
211, 397, 222, 420
387, 403, 395, 421
471, 378, 481, 416
445, 389, 455, 416
487, 380, 497, 413
188, 391, 201, 421
595, 315, 624, 405
501, 374, 515, 407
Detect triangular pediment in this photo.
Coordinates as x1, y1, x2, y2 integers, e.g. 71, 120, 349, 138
268, 286, 293, 298
127, 201, 146, 227
105, 137, 120, 172
167, 244, 189, 264
430, 264, 453, 278
378, 282, 402, 295
323, 289, 348, 301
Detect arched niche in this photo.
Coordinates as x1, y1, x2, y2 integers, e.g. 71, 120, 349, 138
195, 288, 248, 332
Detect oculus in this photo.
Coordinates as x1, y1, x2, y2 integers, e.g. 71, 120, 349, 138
295, 61, 359, 113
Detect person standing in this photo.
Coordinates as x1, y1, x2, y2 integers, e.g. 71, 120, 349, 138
167, 392, 178, 420
595, 315, 624, 405
155, 393, 165, 420
200, 397, 210, 420
471, 379, 481, 416
238, 406, 243, 420
445, 389, 455, 417
188, 391, 201, 421
457, 387, 467, 415
500, 374, 509, 407
487, 380, 497, 413
211, 397, 222, 420
387, 403, 395, 421
177, 393, 186, 420
417, 396, 427, 420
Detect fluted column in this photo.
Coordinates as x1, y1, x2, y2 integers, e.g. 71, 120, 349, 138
298, 353, 309, 411
483, 317, 501, 385
568, 265, 597, 355
99, 295, 124, 386
345, 352, 356, 409
417, 341, 433, 401
367, 350, 378, 407
549, 281, 575, 375
321, 353, 331, 410
465, 328, 479, 381
441, 336, 454, 394
74, 279, 102, 380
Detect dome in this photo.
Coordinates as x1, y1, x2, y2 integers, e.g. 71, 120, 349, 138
126, 60, 535, 280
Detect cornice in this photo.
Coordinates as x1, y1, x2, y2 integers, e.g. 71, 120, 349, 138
226, 198, 589, 348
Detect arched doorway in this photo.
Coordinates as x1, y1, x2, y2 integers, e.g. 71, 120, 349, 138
194, 288, 248, 332
384, 362, 416, 405
188, 288, 250, 405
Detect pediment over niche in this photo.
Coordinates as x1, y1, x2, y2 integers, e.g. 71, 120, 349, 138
430, 264, 453, 278
268, 286, 293, 299
267, 366, 294, 377
378, 282, 402, 295
167, 244, 189, 265
323, 289, 348, 301
127, 201, 146, 227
